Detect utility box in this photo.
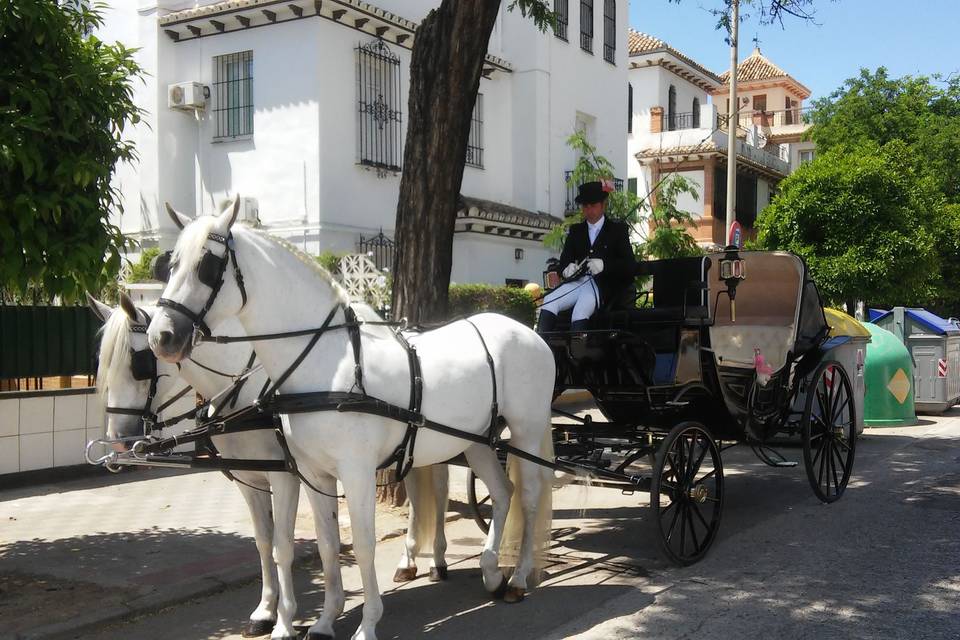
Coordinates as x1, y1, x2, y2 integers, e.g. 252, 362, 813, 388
871, 307, 960, 413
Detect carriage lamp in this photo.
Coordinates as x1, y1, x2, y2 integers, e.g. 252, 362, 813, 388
719, 246, 746, 322
515, 248, 524, 261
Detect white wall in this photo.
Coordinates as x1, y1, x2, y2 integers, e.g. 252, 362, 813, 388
675, 169, 705, 218
451, 234, 554, 286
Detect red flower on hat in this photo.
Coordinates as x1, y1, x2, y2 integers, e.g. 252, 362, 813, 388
600, 179, 615, 193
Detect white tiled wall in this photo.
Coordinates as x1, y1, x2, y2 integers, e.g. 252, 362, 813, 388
0, 389, 107, 476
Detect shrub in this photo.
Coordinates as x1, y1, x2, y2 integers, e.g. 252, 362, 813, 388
448, 284, 537, 327
126, 248, 161, 283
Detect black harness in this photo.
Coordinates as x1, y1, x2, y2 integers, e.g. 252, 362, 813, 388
139, 230, 560, 492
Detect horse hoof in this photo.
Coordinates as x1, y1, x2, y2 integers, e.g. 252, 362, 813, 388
429, 566, 448, 582
503, 586, 526, 604
393, 566, 418, 582
241, 619, 274, 637
489, 575, 509, 600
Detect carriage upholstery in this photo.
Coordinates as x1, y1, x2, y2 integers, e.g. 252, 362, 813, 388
708, 252, 805, 374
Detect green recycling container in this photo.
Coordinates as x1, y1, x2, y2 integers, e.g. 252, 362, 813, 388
863, 323, 918, 427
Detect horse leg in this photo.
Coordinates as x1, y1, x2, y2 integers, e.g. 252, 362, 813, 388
303, 474, 344, 640
235, 481, 278, 637
428, 465, 449, 581
268, 471, 301, 640
503, 429, 552, 604
339, 468, 383, 640
394, 467, 425, 582
463, 444, 513, 596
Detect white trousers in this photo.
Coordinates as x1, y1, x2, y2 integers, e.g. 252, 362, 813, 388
541, 277, 599, 322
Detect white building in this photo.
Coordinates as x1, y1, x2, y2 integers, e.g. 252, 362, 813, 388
627, 31, 809, 248
99, 0, 629, 286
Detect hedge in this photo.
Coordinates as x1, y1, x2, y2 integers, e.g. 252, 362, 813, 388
448, 284, 537, 327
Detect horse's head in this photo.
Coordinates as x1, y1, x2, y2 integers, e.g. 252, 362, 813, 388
88, 293, 180, 448
148, 197, 245, 363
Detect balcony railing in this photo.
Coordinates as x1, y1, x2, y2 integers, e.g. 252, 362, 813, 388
662, 111, 702, 131
565, 172, 624, 212
717, 106, 813, 130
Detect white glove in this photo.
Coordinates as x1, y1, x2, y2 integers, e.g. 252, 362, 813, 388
586, 258, 604, 275
562, 262, 579, 279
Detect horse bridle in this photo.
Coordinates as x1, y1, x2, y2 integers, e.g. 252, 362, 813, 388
103, 312, 193, 435
156, 231, 247, 339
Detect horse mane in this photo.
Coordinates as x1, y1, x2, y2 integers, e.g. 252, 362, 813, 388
242, 226, 351, 305
96, 308, 140, 399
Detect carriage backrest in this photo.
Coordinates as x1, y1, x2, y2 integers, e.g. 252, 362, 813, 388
708, 251, 808, 373
648, 256, 711, 315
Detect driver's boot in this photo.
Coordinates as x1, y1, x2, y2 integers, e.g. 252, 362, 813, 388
537, 310, 557, 334
570, 319, 590, 332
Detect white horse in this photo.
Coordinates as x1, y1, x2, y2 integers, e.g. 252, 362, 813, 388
147, 200, 556, 640
89, 292, 344, 640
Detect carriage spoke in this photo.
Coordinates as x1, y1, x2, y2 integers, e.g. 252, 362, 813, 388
698, 468, 718, 483
832, 441, 849, 478
829, 443, 841, 495
665, 499, 683, 543
479, 494, 491, 506
687, 505, 700, 551
832, 393, 851, 424
817, 437, 828, 490
686, 438, 709, 486
834, 437, 852, 453
691, 500, 710, 531
678, 504, 688, 554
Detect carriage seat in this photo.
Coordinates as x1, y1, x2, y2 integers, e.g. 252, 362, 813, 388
598, 256, 712, 329
710, 325, 794, 373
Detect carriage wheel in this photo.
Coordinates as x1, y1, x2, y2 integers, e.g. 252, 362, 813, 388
467, 469, 492, 534
802, 360, 857, 503
650, 422, 724, 566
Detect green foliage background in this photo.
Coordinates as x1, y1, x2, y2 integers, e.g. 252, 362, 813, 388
448, 284, 537, 327
0, 1, 143, 301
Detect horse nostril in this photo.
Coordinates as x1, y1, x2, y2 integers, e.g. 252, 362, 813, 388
159, 330, 175, 348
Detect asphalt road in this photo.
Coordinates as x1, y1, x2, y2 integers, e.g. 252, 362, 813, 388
50, 411, 959, 640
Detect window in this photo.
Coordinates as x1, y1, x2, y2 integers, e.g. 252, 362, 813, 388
799, 150, 815, 165
213, 51, 254, 139
465, 94, 484, 169
356, 39, 403, 172
602, 0, 616, 63
628, 83, 633, 133
580, 0, 593, 53
628, 177, 637, 195
753, 94, 766, 112
667, 85, 677, 131
554, 0, 569, 41
692, 97, 700, 128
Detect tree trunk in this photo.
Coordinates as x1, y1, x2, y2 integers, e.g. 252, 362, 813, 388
391, 0, 501, 326
379, 1, 501, 505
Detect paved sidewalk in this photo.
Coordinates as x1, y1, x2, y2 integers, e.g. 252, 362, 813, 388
0, 466, 420, 640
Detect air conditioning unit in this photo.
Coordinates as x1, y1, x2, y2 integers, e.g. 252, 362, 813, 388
168, 82, 206, 110
237, 197, 260, 225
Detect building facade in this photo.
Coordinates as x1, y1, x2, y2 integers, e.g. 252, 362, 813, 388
99, 0, 629, 286
627, 31, 810, 248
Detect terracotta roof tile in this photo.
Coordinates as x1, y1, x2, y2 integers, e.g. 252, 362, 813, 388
627, 29, 721, 85
718, 48, 810, 97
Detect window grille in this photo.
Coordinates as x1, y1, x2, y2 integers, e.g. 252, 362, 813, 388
580, 0, 593, 52
356, 39, 402, 172
554, 0, 569, 41
213, 51, 254, 139
667, 85, 677, 131
465, 94, 484, 169
603, 0, 615, 63
628, 83, 633, 133
692, 97, 701, 128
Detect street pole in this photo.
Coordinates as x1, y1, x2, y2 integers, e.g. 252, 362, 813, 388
725, 0, 739, 243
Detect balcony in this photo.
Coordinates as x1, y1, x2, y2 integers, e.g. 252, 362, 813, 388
717, 106, 813, 131
661, 110, 702, 131
565, 172, 624, 213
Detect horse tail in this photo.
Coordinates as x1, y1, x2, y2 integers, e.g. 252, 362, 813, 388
407, 465, 444, 552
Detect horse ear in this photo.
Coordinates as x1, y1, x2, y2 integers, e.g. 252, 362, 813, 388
165, 202, 192, 230
118, 292, 139, 323
86, 292, 113, 323
218, 194, 241, 230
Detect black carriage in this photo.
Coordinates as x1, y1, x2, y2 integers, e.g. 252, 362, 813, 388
470, 249, 857, 565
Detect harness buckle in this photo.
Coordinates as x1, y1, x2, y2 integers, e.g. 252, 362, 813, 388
192, 324, 205, 347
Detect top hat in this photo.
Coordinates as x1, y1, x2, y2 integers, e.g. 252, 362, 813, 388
574, 180, 611, 205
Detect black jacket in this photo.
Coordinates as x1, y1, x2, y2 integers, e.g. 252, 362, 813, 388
558, 217, 636, 307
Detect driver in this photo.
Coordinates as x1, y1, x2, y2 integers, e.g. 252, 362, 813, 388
538, 180, 636, 333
